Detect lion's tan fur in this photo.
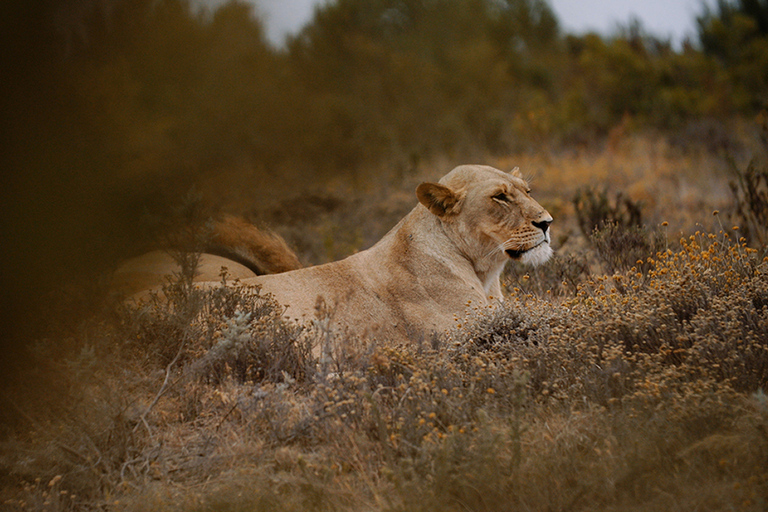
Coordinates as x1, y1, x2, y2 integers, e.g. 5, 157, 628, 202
207, 215, 301, 275
236, 165, 552, 342
118, 165, 552, 342
112, 251, 258, 302
112, 215, 301, 301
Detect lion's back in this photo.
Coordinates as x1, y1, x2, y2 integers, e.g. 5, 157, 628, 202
112, 251, 257, 302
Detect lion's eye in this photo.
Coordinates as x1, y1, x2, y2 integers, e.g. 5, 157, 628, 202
492, 193, 510, 203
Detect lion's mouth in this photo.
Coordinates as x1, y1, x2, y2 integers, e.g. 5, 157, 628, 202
505, 240, 547, 260
505, 248, 526, 259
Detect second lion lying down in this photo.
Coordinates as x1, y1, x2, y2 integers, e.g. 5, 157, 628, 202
122, 165, 553, 342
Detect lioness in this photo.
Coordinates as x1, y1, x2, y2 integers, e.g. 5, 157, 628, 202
117, 165, 552, 342
234, 164, 552, 342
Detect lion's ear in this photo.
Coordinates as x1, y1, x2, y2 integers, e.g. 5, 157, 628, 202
509, 166, 523, 178
416, 182, 462, 217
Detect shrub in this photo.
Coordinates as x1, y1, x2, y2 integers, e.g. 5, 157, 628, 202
2, 223, 767, 511
381, 228, 768, 509
572, 186, 666, 273
503, 251, 592, 298
590, 221, 666, 274
728, 114, 768, 248
572, 186, 643, 237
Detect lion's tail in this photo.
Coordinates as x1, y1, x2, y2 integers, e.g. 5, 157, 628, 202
206, 215, 301, 275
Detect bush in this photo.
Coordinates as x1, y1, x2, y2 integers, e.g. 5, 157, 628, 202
590, 221, 666, 274
573, 187, 644, 238
572, 186, 665, 273
2, 224, 767, 511
728, 113, 768, 248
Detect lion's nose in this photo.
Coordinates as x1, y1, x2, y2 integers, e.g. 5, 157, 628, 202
532, 218, 552, 234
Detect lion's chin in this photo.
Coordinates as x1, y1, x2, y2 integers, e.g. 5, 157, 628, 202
506, 242, 553, 266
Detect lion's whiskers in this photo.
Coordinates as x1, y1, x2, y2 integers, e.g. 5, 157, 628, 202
482, 234, 525, 262
501, 235, 530, 252
482, 243, 506, 262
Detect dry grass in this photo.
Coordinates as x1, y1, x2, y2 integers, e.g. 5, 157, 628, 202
2, 131, 768, 511
251, 130, 736, 270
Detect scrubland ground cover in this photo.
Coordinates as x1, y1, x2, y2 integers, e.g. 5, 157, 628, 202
2, 129, 768, 511
3, 0, 768, 510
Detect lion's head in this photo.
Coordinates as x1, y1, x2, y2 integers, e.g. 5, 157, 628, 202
416, 165, 553, 274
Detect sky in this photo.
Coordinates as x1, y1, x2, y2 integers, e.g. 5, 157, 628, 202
242, 0, 713, 48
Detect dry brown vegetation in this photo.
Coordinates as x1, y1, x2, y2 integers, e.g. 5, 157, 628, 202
2, 127, 768, 511
3, 0, 768, 509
